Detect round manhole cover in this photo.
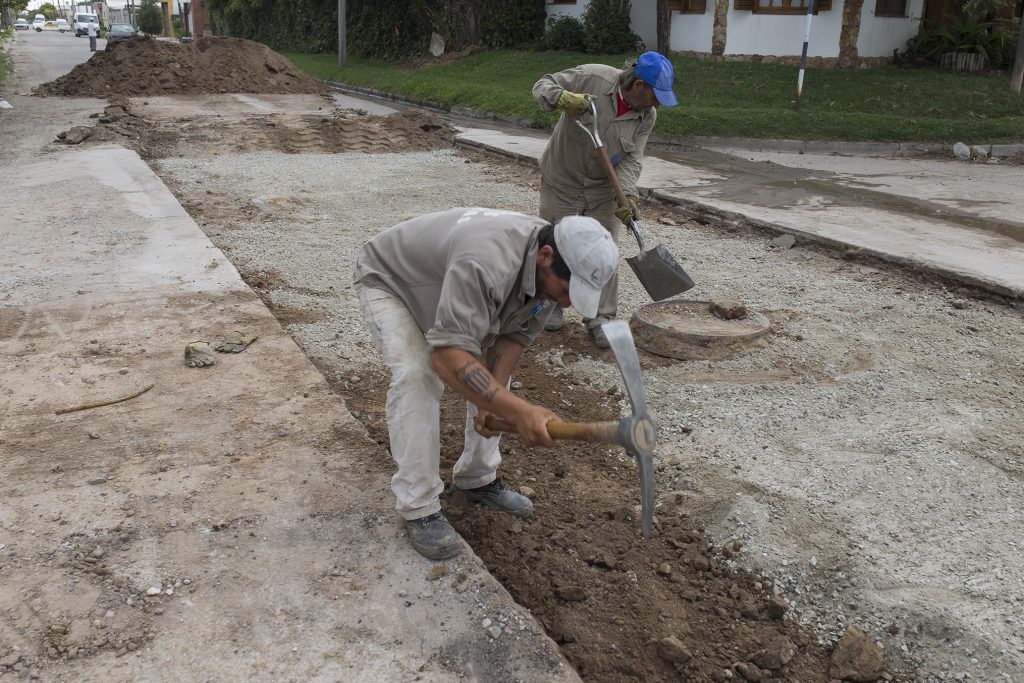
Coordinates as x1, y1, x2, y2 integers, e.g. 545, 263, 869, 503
630, 300, 771, 360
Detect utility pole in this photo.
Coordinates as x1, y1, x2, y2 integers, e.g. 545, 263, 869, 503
337, 0, 346, 66
1011, 20, 1024, 94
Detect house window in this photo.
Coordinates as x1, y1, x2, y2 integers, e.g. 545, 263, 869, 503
734, 0, 831, 12
669, 0, 708, 13
549, 0, 577, 4
874, 0, 906, 16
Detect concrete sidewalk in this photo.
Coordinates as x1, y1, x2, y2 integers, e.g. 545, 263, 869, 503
455, 126, 1024, 301
0, 104, 577, 681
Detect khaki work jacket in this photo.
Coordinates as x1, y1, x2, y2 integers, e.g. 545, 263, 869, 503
533, 64, 656, 203
353, 208, 553, 357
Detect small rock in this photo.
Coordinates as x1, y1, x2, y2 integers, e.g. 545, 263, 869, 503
145, 587, 161, 596
970, 145, 989, 159
764, 595, 789, 619
749, 635, 796, 670
520, 486, 535, 499
481, 618, 492, 629
952, 142, 971, 161
710, 298, 747, 320
555, 586, 586, 602
735, 661, 764, 681
658, 216, 677, 226
90, 546, 105, 559
88, 432, 100, 440
829, 625, 886, 681
0, 652, 24, 668
657, 563, 672, 576
87, 476, 107, 485
426, 564, 447, 581
770, 234, 797, 249
510, 381, 523, 390
487, 625, 502, 639
656, 636, 693, 664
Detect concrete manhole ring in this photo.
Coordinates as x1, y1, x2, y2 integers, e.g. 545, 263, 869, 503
629, 300, 771, 361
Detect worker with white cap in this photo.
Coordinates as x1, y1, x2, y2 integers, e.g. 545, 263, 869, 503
353, 208, 618, 560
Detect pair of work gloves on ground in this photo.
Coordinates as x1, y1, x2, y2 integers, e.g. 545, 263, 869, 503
556, 90, 640, 228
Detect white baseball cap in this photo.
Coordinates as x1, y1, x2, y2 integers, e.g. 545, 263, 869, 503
553, 216, 618, 319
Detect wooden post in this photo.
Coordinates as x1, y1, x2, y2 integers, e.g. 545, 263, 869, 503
337, 0, 346, 66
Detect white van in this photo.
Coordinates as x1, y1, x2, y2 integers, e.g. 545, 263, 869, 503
74, 13, 99, 37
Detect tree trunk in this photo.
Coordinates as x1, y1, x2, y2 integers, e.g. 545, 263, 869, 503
656, 0, 670, 56
838, 0, 865, 68
1012, 20, 1024, 94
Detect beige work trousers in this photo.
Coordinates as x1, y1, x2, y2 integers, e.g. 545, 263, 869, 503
356, 284, 502, 520
539, 181, 620, 327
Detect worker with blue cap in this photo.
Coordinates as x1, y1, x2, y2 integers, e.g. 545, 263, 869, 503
533, 51, 677, 348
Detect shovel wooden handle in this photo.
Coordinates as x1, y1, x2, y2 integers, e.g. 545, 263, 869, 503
484, 415, 621, 445
595, 146, 633, 214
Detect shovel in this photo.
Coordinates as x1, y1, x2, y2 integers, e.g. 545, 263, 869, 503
575, 100, 695, 301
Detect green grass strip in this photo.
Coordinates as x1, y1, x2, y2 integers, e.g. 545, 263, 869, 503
285, 49, 1024, 143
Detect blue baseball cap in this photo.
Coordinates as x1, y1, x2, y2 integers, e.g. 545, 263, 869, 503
634, 51, 678, 107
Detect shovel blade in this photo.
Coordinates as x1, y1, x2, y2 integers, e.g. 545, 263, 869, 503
626, 243, 696, 302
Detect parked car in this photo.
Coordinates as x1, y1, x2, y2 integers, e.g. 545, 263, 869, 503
32, 18, 45, 31
56, 18, 70, 32
73, 13, 99, 37
14, 18, 29, 30
106, 23, 137, 42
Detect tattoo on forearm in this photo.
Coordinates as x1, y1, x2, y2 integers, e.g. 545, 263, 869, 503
456, 362, 499, 402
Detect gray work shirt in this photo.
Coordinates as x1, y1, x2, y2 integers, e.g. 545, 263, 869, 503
353, 208, 552, 357
533, 63, 656, 202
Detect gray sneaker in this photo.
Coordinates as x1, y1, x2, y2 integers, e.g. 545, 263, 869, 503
544, 304, 564, 331
405, 512, 460, 560
589, 324, 610, 349
461, 479, 533, 518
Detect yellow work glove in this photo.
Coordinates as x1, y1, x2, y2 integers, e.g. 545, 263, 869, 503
556, 90, 590, 118
615, 196, 639, 226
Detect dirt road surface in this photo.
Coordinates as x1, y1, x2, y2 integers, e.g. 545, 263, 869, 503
4, 34, 1024, 683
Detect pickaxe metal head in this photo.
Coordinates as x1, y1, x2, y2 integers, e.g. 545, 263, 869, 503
602, 321, 656, 539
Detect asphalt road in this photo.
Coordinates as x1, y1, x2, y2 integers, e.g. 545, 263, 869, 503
7, 28, 104, 92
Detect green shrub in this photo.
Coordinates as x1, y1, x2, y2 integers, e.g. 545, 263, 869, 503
582, 0, 642, 54
138, 0, 164, 35
542, 14, 585, 51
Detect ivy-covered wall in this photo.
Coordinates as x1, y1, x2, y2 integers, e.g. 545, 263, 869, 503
206, 0, 546, 57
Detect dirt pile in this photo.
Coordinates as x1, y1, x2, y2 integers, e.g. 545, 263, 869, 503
36, 36, 325, 97
57, 103, 456, 159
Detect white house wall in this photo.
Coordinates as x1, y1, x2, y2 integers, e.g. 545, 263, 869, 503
545, 1, 587, 21
725, 9, 845, 57
545, 0, 918, 59
671, 12, 715, 53
856, 0, 924, 56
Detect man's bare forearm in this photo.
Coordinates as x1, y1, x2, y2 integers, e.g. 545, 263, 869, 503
432, 346, 528, 419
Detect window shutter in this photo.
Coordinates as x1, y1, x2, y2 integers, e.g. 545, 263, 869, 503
874, 0, 906, 15
691, 0, 708, 11
735, 0, 756, 10
814, 0, 832, 11
667, 0, 685, 9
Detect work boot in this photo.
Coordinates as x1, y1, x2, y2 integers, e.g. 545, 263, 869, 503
589, 324, 610, 349
461, 479, 533, 518
544, 304, 564, 331
404, 512, 460, 560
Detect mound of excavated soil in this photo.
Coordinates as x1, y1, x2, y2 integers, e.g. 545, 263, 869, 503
36, 36, 325, 97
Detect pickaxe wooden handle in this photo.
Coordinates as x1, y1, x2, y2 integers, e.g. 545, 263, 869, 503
483, 416, 621, 445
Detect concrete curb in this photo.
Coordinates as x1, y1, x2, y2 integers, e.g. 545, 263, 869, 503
455, 132, 1024, 303
648, 191, 1024, 302
328, 80, 1024, 159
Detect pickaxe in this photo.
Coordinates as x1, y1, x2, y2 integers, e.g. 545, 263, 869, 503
484, 320, 656, 538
